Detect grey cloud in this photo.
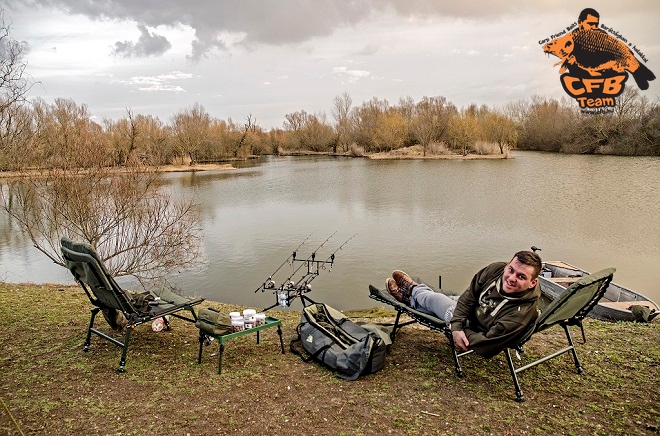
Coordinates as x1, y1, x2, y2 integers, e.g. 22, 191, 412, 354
112, 24, 171, 58
21, 0, 660, 60
354, 43, 380, 56
20, 0, 378, 60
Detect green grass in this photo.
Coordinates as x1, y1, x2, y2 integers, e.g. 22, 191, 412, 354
1, 283, 659, 435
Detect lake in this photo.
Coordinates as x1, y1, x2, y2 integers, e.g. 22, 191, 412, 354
1, 151, 659, 311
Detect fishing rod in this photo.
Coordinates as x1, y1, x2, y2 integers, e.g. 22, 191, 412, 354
254, 234, 311, 293
259, 233, 356, 311
277, 231, 337, 291
292, 233, 357, 290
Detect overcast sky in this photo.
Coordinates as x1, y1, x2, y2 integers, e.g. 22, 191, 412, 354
4, 0, 659, 129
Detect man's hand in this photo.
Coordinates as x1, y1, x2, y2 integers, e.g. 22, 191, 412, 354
452, 330, 470, 351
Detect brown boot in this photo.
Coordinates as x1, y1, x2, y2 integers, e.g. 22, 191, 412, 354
393, 270, 416, 303
387, 278, 410, 305
386, 278, 404, 303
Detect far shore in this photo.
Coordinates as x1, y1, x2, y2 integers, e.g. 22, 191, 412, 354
0, 163, 236, 179
367, 152, 508, 160
0, 150, 510, 179
276, 147, 510, 160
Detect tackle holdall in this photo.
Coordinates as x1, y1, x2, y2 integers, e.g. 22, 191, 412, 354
291, 303, 390, 380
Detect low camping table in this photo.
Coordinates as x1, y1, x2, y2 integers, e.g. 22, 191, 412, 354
197, 316, 285, 374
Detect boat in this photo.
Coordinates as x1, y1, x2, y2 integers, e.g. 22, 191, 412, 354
538, 261, 659, 322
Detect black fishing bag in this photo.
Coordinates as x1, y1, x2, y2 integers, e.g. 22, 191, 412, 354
291, 303, 389, 380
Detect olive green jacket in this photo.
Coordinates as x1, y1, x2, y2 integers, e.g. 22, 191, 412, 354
449, 262, 540, 358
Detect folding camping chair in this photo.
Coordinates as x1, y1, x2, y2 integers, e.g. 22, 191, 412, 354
369, 267, 615, 401
497, 267, 615, 401
60, 237, 204, 372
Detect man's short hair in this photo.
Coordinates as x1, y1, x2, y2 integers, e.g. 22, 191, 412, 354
512, 251, 542, 279
578, 8, 599, 23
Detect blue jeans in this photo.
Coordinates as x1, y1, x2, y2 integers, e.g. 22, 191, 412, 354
410, 284, 458, 322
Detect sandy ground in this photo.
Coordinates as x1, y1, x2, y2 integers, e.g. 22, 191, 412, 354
367, 152, 508, 160
155, 163, 236, 172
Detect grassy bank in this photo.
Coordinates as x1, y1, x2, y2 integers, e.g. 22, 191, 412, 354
1, 283, 658, 435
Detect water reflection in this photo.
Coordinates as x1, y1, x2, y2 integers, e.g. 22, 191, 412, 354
1, 152, 659, 310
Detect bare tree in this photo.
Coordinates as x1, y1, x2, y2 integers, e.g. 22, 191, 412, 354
448, 112, 479, 156
234, 113, 256, 157
283, 110, 310, 150
140, 114, 171, 165
0, 162, 203, 286
0, 99, 203, 291
30, 97, 109, 169
482, 109, 518, 155
170, 103, 211, 165
0, 9, 35, 170
300, 112, 335, 152
331, 92, 353, 153
0, 10, 32, 114
410, 96, 455, 156
109, 108, 140, 165
283, 110, 309, 131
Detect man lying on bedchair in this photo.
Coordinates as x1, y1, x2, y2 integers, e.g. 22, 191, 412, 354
386, 250, 541, 358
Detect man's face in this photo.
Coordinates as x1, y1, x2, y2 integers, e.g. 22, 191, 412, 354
580, 14, 599, 30
501, 257, 538, 294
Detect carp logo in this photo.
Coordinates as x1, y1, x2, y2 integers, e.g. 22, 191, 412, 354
541, 8, 655, 114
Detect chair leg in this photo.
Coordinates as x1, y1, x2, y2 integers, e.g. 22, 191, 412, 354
504, 349, 525, 402
444, 330, 465, 378
391, 311, 402, 342
197, 332, 205, 364
277, 326, 285, 354
117, 327, 132, 373
163, 316, 172, 331
84, 308, 101, 352
217, 343, 225, 374
563, 324, 583, 374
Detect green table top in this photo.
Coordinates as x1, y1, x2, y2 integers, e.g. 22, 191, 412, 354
215, 316, 282, 342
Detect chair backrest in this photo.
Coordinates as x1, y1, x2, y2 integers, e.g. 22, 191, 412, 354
535, 267, 615, 333
60, 236, 135, 313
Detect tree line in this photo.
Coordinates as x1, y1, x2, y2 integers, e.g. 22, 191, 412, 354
2, 90, 659, 172
2, 9, 660, 172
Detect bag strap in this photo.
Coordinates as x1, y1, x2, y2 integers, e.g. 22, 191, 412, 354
289, 322, 333, 363
289, 323, 307, 357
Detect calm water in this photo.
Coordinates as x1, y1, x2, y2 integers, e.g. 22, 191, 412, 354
1, 151, 659, 311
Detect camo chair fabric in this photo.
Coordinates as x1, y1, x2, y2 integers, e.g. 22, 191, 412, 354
60, 236, 204, 372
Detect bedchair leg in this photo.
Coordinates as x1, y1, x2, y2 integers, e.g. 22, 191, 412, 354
504, 349, 526, 402
563, 324, 583, 374
84, 308, 101, 352
445, 332, 465, 378
390, 311, 403, 342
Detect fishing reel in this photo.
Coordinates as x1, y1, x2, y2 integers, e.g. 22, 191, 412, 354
264, 276, 276, 289
255, 233, 356, 312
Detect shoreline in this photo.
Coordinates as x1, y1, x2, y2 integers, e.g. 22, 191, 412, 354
0, 163, 236, 179
0, 151, 510, 179
277, 148, 510, 160
367, 153, 508, 160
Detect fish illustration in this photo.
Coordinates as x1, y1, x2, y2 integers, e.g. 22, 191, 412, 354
543, 28, 655, 90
